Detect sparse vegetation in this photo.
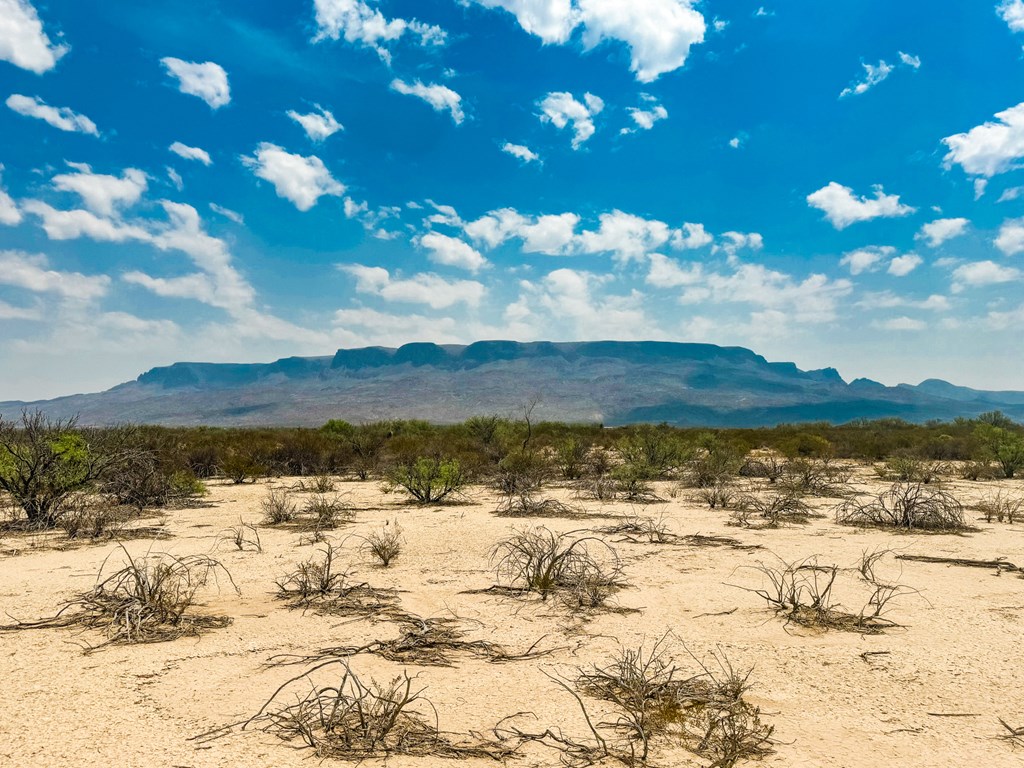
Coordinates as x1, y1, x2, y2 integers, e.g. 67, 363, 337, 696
260, 487, 298, 524
385, 456, 467, 504
731, 492, 813, 528
276, 544, 402, 619
976, 490, 1023, 523
358, 521, 403, 566
835, 482, 966, 531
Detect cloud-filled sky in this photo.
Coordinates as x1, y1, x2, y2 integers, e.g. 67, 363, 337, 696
1, 0, 1023, 400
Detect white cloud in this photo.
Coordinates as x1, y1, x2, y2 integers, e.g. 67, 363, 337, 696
975, 178, 988, 199
951, 260, 1022, 292
806, 181, 915, 229
169, 142, 212, 165
471, 0, 704, 82
998, 186, 1023, 202
5, 93, 98, 135
898, 51, 921, 68
502, 142, 541, 163
840, 245, 895, 275
312, 0, 445, 62
533, 267, 651, 336
242, 142, 344, 211
23, 200, 151, 242
341, 264, 485, 308
916, 217, 968, 247
390, 79, 464, 124
166, 166, 183, 191
839, 60, 893, 98
578, 209, 671, 263
942, 102, 1024, 177
857, 291, 949, 311
209, 203, 244, 224
995, 217, 1024, 256
287, 104, 343, 142
671, 222, 713, 249
874, 316, 926, 331
728, 136, 741, 149
622, 95, 667, 134
464, 208, 580, 254
160, 57, 230, 109
888, 253, 923, 276
0, 251, 109, 300
418, 232, 488, 272
998, 0, 1024, 32
0, 0, 67, 74
539, 91, 603, 148
715, 231, 763, 257
646, 253, 702, 288
0, 169, 21, 226
333, 306, 460, 344
0, 299, 40, 321
51, 164, 147, 217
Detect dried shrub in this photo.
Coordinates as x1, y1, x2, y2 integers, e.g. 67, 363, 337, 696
218, 519, 262, 552
261, 487, 298, 525
976, 491, 1024, 524
598, 513, 676, 544
58, 500, 122, 540
276, 544, 402, 619
734, 555, 911, 633
297, 473, 337, 493
247, 664, 514, 759
359, 521, 403, 566
2, 545, 235, 650
691, 483, 738, 510
573, 474, 621, 502
730, 492, 812, 528
778, 457, 850, 497
487, 526, 626, 606
494, 492, 590, 519
738, 453, 785, 484
877, 456, 947, 484
302, 493, 353, 530
959, 459, 996, 481
835, 482, 966, 531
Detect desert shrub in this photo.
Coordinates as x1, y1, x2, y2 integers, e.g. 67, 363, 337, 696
617, 426, 688, 480
220, 448, 268, 484
835, 482, 966, 531
683, 434, 742, 488
248, 664, 513, 759
359, 522, 403, 566
385, 457, 466, 504
737, 555, 909, 632
0, 412, 144, 528
322, 421, 394, 480
959, 459, 996, 481
494, 448, 550, 496
738, 452, 785, 483
261, 487, 298, 524
877, 455, 946, 484
976, 491, 1024, 524
555, 437, 590, 480
731, 492, 812, 528
218, 520, 262, 552
298, 474, 337, 493
691, 483, 738, 509
574, 473, 620, 502
975, 422, 1024, 478
610, 465, 665, 503
276, 544, 402, 618
302, 493, 353, 530
777, 457, 850, 497
2, 545, 235, 649
494, 492, 588, 519
599, 513, 677, 544
490, 526, 625, 604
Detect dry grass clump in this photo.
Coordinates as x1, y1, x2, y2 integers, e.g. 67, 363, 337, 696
835, 482, 967, 531
599, 513, 677, 544
690, 483, 738, 510
357, 521, 403, 566
485, 526, 626, 609
247, 664, 514, 760
275, 543, 401, 619
302, 493, 353, 530
778, 457, 851, 497
734, 554, 912, 633
999, 718, 1024, 748
730, 492, 812, 528
877, 456, 948, 484
216, 519, 262, 552
738, 453, 785, 483
261, 487, 298, 525
58, 504, 124, 540
493, 491, 591, 519
2, 545, 235, 650
976, 490, 1024, 524
296, 473, 337, 493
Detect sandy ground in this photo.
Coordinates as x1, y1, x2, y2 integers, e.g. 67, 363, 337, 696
1, 469, 1023, 767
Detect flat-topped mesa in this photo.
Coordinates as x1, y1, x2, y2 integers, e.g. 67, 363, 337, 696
137, 357, 331, 389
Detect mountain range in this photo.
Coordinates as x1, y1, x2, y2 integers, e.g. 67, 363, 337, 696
2, 340, 1022, 427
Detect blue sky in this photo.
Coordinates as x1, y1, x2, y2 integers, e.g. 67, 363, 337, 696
1, 0, 1024, 400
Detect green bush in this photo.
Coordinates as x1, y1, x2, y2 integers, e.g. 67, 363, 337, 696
385, 457, 466, 504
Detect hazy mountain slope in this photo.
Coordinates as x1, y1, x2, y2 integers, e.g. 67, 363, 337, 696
2, 341, 1022, 426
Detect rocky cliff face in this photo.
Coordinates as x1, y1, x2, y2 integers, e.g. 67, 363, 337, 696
2, 341, 1022, 426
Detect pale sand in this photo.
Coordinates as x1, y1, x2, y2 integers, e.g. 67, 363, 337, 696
1, 470, 1023, 767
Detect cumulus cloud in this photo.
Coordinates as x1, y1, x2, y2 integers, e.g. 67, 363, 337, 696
0, 169, 21, 226
874, 316, 926, 331
951, 260, 1022, 292
942, 102, 1024, 177
806, 181, 915, 229
312, 0, 445, 62
472, 0, 705, 82
50, 163, 147, 217
0, 0, 67, 74
839, 245, 895, 275
5, 94, 98, 135
242, 142, 344, 211
539, 91, 603, 148
501, 142, 541, 163
169, 142, 212, 165
857, 291, 949, 311
622, 94, 667, 134
531, 267, 651, 337
995, 217, 1024, 256
578, 209, 671, 263
998, 0, 1024, 32
898, 51, 921, 68
418, 232, 488, 272
341, 264, 485, 308
287, 104, 343, 142
464, 208, 580, 254
916, 217, 968, 247
160, 57, 230, 108
715, 231, 763, 258
23, 200, 151, 242
645, 253, 702, 287
390, 79, 464, 124
671, 222, 713, 249
0, 250, 109, 300
888, 253, 923, 276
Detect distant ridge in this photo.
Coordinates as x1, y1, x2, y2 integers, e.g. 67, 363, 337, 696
2, 340, 1022, 427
